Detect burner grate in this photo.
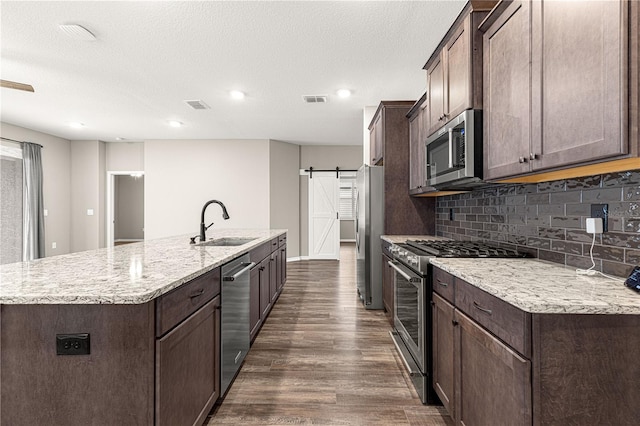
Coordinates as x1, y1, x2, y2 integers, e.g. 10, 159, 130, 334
406, 240, 527, 258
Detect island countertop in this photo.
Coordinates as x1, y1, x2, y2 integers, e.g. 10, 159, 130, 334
0, 229, 286, 305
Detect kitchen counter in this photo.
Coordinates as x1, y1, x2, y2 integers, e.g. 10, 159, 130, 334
0, 229, 286, 305
431, 257, 639, 315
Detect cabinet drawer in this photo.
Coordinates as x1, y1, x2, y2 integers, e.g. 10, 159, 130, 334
156, 268, 220, 337
250, 241, 271, 263
455, 279, 531, 358
269, 237, 279, 253
432, 267, 455, 303
278, 234, 287, 248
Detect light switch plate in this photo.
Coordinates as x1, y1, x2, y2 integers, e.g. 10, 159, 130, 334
87, 209, 94, 216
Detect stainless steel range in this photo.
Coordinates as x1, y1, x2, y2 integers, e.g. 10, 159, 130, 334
387, 239, 528, 404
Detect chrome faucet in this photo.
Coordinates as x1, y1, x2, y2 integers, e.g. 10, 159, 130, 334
199, 200, 230, 242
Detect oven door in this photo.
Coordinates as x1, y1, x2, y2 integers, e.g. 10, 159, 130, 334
389, 260, 425, 372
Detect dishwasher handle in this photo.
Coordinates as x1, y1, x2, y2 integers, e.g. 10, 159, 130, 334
223, 262, 256, 281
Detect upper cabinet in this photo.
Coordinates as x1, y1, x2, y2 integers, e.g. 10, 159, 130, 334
408, 94, 436, 194
483, 0, 638, 180
369, 111, 384, 165
424, 3, 493, 138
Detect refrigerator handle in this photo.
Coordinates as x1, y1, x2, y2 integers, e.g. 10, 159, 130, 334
355, 189, 360, 251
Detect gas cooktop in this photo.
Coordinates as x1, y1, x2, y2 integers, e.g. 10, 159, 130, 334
405, 240, 529, 258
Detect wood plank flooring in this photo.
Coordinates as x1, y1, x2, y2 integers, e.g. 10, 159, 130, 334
207, 243, 453, 425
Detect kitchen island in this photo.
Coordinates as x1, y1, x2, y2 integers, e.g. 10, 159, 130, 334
0, 229, 286, 426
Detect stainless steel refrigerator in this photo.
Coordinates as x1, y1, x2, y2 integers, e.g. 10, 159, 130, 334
355, 164, 384, 309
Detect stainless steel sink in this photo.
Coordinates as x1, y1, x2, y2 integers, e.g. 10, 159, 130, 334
197, 237, 257, 247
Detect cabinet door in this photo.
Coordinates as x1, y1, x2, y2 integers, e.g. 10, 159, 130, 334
432, 293, 455, 418
270, 251, 278, 302
483, 0, 532, 180
370, 112, 383, 165
278, 245, 287, 291
531, 0, 627, 170
455, 310, 531, 426
259, 258, 271, 319
427, 52, 446, 137
381, 254, 394, 325
249, 265, 261, 341
409, 111, 423, 190
446, 16, 471, 121
156, 296, 220, 426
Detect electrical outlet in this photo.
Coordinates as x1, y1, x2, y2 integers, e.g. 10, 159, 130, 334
56, 333, 90, 355
590, 204, 608, 232
449, 208, 455, 221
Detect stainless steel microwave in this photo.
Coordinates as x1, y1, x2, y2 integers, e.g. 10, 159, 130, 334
425, 109, 483, 190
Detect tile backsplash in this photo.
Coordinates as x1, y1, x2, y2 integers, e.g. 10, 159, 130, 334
435, 170, 640, 277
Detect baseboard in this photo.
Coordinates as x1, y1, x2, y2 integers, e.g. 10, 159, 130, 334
341, 239, 356, 243
286, 256, 309, 262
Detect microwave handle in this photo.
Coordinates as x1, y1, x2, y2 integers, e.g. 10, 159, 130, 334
448, 128, 454, 169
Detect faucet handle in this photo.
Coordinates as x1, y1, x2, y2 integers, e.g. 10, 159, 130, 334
205, 222, 214, 231
189, 236, 197, 244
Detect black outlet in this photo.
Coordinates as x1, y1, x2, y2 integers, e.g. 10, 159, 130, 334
56, 333, 90, 355
449, 208, 455, 221
590, 204, 609, 233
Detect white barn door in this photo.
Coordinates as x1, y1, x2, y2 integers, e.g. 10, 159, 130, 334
308, 173, 340, 260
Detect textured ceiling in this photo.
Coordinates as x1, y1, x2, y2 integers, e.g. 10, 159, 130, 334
1, 1, 465, 145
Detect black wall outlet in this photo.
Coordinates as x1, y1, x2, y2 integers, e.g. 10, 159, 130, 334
590, 204, 609, 232
56, 333, 90, 355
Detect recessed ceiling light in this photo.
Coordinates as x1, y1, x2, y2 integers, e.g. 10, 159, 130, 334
337, 89, 352, 98
116, 137, 125, 141
59, 24, 96, 41
168, 120, 183, 128
230, 90, 245, 100
69, 122, 84, 129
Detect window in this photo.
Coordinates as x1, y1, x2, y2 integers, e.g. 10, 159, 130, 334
0, 141, 23, 264
339, 173, 357, 220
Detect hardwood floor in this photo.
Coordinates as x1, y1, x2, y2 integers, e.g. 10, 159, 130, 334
207, 243, 453, 425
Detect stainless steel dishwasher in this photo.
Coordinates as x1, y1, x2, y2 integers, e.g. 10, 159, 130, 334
220, 253, 255, 396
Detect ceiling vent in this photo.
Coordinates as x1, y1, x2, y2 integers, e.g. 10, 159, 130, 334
59, 24, 96, 41
184, 100, 210, 110
303, 95, 328, 103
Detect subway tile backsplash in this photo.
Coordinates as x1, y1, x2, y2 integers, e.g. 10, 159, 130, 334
435, 170, 640, 277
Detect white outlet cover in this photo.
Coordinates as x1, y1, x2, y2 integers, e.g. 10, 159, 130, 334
44, 209, 48, 216
87, 209, 94, 216
52, 242, 57, 249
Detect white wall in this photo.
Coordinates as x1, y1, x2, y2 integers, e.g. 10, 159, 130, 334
144, 139, 271, 239
269, 140, 300, 257
70, 140, 106, 252
107, 142, 144, 171
0, 122, 72, 256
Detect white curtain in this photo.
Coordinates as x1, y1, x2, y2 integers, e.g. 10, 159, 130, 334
22, 142, 44, 261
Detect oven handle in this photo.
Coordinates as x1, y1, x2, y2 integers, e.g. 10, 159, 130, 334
388, 260, 416, 283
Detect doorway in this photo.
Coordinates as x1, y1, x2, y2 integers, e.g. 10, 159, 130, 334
106, 171, 144, 247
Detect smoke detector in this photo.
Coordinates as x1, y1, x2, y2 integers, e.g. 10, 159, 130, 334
59, 24, 96, 41
184, 100, 210, 110
303, 95, 328, 103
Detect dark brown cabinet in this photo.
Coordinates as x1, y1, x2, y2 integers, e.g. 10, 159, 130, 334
432, 266, 640, 425
408, 94, 437, 195
156, 296, 221, 426
424, 3, 492, 138
249, 234, 287, 343
369, 101, 436, 234
381, 253, 394, 325
431, 293, 455, 419
369, 112, 383, 165
483, 0, 635, 180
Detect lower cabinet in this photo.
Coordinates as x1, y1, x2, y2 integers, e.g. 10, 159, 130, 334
249, 234, 287, 343
456, 309, 531, 426
382, 253, 394, 325
432, 266, 640, 426
156, 296, 221, 426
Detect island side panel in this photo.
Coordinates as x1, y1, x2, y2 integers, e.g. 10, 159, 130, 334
532, 313, 640, 426
1, 302, 155, 425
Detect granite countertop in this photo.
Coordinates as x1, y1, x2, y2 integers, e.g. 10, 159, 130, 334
0, 229, 286, 305
431, 258, 640, 315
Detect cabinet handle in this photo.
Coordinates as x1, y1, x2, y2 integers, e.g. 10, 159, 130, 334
259, 266, 265, 271
518, 156, 527, 164
529, 152, 537, 161
452, 320, 459, 326
189, 289, 204, 299
437, 279, 448, 287
430, 301, 435, 306
473, 301, 492, 315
